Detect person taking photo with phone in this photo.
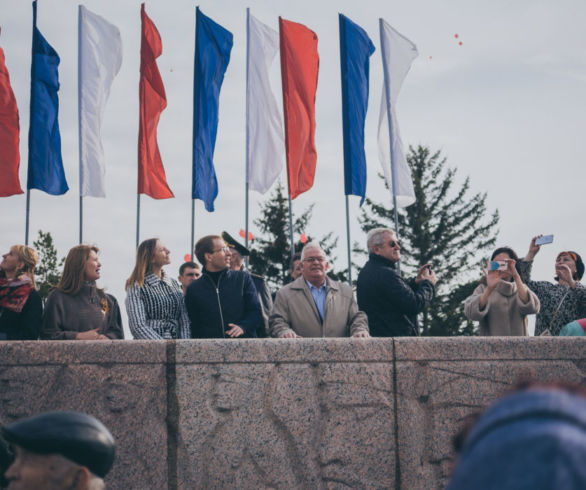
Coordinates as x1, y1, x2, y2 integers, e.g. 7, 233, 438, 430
464, 247, 539, 336
356, 228, 436, 337
519, 235, 586, 336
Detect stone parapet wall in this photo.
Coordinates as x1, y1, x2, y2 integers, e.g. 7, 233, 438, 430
1, 338, 584, 489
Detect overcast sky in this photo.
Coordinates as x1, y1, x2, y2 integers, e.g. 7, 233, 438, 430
2, 0, 585, 335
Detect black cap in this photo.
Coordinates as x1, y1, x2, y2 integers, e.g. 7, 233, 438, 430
1, 411, 115, 478
222, 231, 250, 257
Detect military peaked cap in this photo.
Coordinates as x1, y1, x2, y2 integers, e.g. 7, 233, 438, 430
222, 231, 250, 257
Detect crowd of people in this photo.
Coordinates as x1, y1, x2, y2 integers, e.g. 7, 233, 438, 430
1, 228, 585, 341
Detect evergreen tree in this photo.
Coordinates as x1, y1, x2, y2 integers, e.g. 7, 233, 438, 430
32, 230, 64, 302
249, 183, 344, 291
359, 145, 499, 336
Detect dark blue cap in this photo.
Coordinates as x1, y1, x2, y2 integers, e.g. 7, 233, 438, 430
1, 411, 115, 478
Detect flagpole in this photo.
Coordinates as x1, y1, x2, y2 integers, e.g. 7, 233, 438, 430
25, 191, 31, 245
345, 196, 353, 285
136, 194, 140, 248
244, 7, 250, 266
245, 183, 250, 266
380, 18, 400, 274
190, 199, 195, 262
78, 5, 83, 244
79, 197, 83, 244
279, 17, 295, 261
191, 6, 198, 264
339, 14, 352, 286
25, 1, 38, 247
287, 194, 294, 260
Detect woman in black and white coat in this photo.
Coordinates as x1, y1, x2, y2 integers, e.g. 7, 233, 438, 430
125, 238, 190, 340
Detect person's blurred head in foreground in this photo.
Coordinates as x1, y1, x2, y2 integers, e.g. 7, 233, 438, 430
448, 382, 586, 490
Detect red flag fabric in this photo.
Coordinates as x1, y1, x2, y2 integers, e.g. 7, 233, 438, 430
138, 3, 173, 199
0, 34, 22, 197
279, 18, 319, 200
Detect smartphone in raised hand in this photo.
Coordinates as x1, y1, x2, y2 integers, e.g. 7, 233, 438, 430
535, 235, 554, 246
489, 261, 507, 271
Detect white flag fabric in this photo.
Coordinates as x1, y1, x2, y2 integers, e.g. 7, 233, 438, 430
246, 13, 284, 194
377, 19, 418, 208
79, 5, 122, 197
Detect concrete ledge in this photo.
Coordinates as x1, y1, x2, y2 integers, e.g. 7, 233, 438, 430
1, 338, 584, 489
174, 337, 395, 363
394, 336, 586, 360
0, 340, 167, 365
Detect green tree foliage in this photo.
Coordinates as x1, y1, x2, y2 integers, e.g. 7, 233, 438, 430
33, 230, 64, 302
360, 145, 499, 336
249, 183, 344, 292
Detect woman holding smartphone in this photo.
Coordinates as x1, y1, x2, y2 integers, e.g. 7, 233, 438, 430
520, 236, 586, 336
464, 247, 540, 336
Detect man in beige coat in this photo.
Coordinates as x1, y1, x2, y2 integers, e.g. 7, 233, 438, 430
269, 243, 369, 338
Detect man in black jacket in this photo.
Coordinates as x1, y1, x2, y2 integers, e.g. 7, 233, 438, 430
356, 228, 436, 336
185, 235, 263, 339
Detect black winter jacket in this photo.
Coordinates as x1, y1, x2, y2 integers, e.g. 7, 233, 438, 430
356, 254, 434, 337
0, 289, 42, 340
185, 268, 262, 339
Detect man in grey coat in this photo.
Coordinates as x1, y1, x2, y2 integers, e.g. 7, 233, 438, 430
269, 243, 369, 338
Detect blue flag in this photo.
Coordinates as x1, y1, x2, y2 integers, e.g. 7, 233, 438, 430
339, 14, 374, 206
27, 0, 68, 195
192, 7, 233, 212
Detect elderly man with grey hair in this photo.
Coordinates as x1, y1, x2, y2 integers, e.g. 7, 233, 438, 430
2, 411, 115, 490
269, 242, 369, 338
356, 228, 436, 336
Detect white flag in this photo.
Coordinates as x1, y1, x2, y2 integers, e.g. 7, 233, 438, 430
246, 13, 284, 194
79, 5, 122, 197
377, 19, 418, 208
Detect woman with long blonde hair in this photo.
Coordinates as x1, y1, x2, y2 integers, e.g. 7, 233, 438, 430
0, 245, 42, 340
125, 238, 190, 339
41, 245, 123, 340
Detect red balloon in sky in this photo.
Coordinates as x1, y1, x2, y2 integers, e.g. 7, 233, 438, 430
184, 254, 191, 262
459, 41, 463, 46
454, 33, 459, 38
239, 229, 246, 238
248, 232, 254, 241
300, 234, 308, 244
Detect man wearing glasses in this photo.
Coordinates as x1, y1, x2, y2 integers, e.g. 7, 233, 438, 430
269, 242, 369, 338
185, 235, 262, 338
357, 228, 436, 336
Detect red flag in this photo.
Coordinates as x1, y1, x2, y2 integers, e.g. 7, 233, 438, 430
0, 33, 22, 197
279, 18, 319, 200
138, 3, 173, 199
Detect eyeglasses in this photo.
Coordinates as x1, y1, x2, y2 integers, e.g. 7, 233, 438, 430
388, 240, 400, 249
303, 256, 326, 263
212, 247, 229, 254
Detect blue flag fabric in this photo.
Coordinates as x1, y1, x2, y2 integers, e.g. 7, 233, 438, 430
339, 14, 375, 206
27, 1, 68, 195
192, 7, 233, 212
